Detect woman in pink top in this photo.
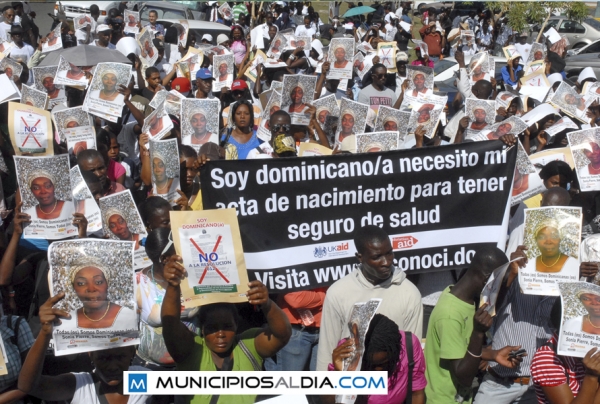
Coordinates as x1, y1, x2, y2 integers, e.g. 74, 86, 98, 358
411, 48, 434, 68
326, 314, 426, 404
230, 25, 247, 66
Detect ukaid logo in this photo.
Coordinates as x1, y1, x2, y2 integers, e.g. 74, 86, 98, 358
314, 242, 351, 259
125, 371, 387, 395
128, 373, 148, 393
392, 236, 418, 249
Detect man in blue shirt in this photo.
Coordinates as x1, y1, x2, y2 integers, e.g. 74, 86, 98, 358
501, 56, 523, 88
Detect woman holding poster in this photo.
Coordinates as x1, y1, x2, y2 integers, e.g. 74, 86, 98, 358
24, 170, 69, 220
152, 152, 176, 197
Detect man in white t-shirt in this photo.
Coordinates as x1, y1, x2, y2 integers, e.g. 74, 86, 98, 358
513, 32, 532, 65
89, 24, 116, 49
295, 15, 316, 38
0, 6, 15, 42
7, 26, 34, 65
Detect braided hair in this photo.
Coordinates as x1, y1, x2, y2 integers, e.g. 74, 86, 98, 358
362, 314, 401, 388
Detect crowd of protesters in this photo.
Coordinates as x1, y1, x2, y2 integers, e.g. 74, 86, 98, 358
3, 1, 600, 404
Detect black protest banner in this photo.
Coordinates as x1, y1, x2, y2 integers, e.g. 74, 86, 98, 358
200, 141, 517, 293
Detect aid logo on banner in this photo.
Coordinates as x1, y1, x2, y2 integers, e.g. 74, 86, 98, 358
129, 374, 148, 393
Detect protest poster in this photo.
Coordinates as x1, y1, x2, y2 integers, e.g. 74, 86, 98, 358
328, 38, 354, 80
460, 30, 475, 44
0, 73, 20, 104
70, 165, 102, 234
353, 52, 374, 80
520, 103, 559, 127
178, 50, 202, 80
124, 10, 140, 34
405, 65, 434, 98
174, 20, 189, 47
54, 55, 88, 88
257, 91, 282, 142
212, 54, 234, 92
0, 37, 14, 54
138, 28, 158, 66
14, 155, 77, 239
355, 131, 400, 153
465, 99, 495, 133
407, 101, 443, 139
545, 116, 579, 142
568, 128, 600, 192
335, 98, 369, 146
141, 101, 173, 143
530, 147, 574, 171
377, 41, 397, 73
267, 33, 287, 59
519, 207, 582, 296
468, 116, 528, 142
20, 85, 47, 110
200, 141, 517, 292
557, 282, 600, 358
64, 125, 96, 156
218, 2, 234, 20
181, 98, 220, 152
468, 52, 491, 84
170, 208, 250, 308
282, 75, 317, 126
99, 190, 150, 270
503, 45, 521, 61
511, 142, 545, 206
289, 36, 311, 51
374, 106, 410, 138
298, 143, 334, 157
245, 50, 267, 83
73, 14, 92, 31
52, 106, 93, 143
151, 89, 184, 117
526, 42, 547, 66
524, 60, 546, 76
495, 91, 518, 112
8, 102, 54, 155
32, 66, 66, 109
520, 70, 550, 87
84, 63, 131, 119
550, 82, 592, 123
48, 239, 139, 356
42, 23, 62, 53
250, 26, 265, 50
149, 138, 181, 206
481, 259, 519, 316
0, 57, 23, 81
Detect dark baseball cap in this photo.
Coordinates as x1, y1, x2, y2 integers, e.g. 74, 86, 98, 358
152, 38, 164, 50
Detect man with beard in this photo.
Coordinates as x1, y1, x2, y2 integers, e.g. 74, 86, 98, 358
77, 149, 125, 197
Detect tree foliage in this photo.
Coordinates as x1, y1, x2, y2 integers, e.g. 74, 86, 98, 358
484, 1, 589, 35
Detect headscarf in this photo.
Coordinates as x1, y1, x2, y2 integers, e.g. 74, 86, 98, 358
576, 288, 600, 299
341, 109, 355, 119
534, 218, 561, 239
68, 256, 111, 285
103, 207, 126, 229
28, 169, 55, 188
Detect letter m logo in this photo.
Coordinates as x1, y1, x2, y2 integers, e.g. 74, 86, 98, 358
129, 374, 147, 393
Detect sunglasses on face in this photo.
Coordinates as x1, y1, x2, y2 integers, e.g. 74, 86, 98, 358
232, 90, 244, 96
373, 74, 386, 79
272, 124, 291, 132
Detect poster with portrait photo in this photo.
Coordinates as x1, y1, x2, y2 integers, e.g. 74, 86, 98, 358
174, 20, 189, 47
137, 28, 158, 67
0, 37, 14, 55
42, 23, 62, 53
581, 235, 600, 285
355, 131, 400, 153
181, 98, 220, 152
465, 99, 495, 133
546, 116, 579, 141
73, 14, 92, 31
495, 91, 518, 112
54, 55, 88, 88
52, 106, 93, 143
149, 138, 181, 206
151, 89, 184, 117
141, 101, 173, 143
8, 102, 54, 155
407, 101, 443, 139
257, 91, 282, 142
341, 298, 382, 377
511, 142, 545, 206
170, 208, 251, 308
212, 54, 234, 92
20, 85, 47, 110
374, 106, 410, 138
245, 50, 267, 83
327, 38, 354, 80
353, 52, 374, 80
32, 65, 66, 109
468, 116, 528, 142
83, 62, 131, 119
377, 41, 397, 73
14, 155, 77, 239
460, 30, 475, 44
218, 2, 233, 20
123, 10, 139, 34
519, 206, 582, 296
557, 282, 600, 358
335, 98, 369, 146
281, 75, 317, 126
481, 259, 520, 316
99, 190, 149, 270
468, 52, 490, 84
0, 57, 23, 81
405, 65, 434, 98
70, 165, 102, 234
568, 128, 600, 192
313, 94, 340, 138
550, 82, 592, 123
526, 42, 547, 66
48, 239, 138, 356
64, 125, 95, 157
583, 81, 600, 106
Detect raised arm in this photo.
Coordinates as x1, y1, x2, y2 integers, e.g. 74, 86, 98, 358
0, 203, 27, 286
160, 255, 196, 364
249, 280, 292, 359
18, 294, 77, 402
315, 62, 331, 100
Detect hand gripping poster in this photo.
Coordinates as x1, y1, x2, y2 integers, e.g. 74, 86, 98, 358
327, 38, 354, 80
558, 281, 600, 358
170, 209, 250, 308
99, 190, 150, 270
14, 155, 77, 239
510, 142, 546, 206
70, 165, 103, 234
519, 206, 582, 296
149, 138, 181, 206
568, 128, 600, 192
8, 102, 54, 155
48, 239, 139, 356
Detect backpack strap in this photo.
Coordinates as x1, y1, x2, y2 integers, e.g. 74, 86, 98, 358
404, 331, 414, 404
237, 338, 262, 371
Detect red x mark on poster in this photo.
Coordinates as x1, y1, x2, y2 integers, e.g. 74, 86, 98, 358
20, 117, 43, 147
189, 235, 230, 284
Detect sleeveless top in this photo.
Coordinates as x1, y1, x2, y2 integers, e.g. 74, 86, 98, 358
221, 130, 261, 160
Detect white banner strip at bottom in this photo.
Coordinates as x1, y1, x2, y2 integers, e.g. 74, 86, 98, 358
125, 371, 388, 395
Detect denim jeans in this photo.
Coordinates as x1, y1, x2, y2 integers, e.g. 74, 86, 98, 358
264, 325, 320, 371
430, 56, 440, 64
473, 373, 537, 404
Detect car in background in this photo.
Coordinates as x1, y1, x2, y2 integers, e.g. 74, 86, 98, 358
567, 38, 600, 57
417, 2, 485, 16
563, 52, 600, 82
532, 17, 600, 50
433, 55, 507, 83
54, 1, 119, 20
158, 19, 230, 45
139, 2, 201, 23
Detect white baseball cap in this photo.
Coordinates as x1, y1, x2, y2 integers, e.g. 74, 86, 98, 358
217, 34, 229, 45
202, 33, 213, 42
96, 24, 111, 33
